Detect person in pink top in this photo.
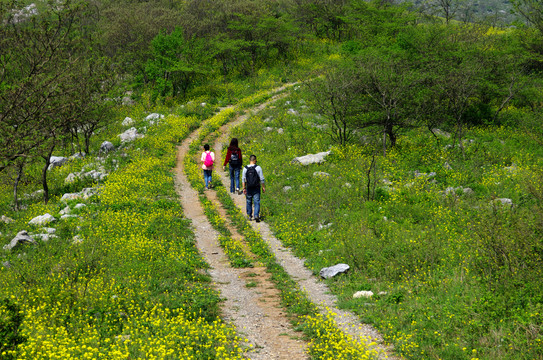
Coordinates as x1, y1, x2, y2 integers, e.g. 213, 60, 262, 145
201, 144, 215, 190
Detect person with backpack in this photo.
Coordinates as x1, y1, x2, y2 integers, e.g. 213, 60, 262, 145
242, 154, 265, 222
201, 144, 215, 190
222, 138, 243, 194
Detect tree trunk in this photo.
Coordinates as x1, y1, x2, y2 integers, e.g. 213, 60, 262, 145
386, 123, 396, 148
42, 145, 55, 204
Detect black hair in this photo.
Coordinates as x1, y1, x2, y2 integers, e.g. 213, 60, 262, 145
204, 144, 210, 151
229, 138, 239, 148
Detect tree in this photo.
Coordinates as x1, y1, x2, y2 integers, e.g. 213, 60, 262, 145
353, 51, 422, 155
307, 64, 362, 145
511, 0, 543, 34
0, 0, 115, 204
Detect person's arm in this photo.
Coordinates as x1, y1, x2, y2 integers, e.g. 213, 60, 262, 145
242, 167, 247, 194
257, 166, 265, 193
223, 149, 231, 168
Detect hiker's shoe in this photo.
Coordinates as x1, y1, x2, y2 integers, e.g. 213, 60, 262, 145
236, 188, 241, 195
205, 186, 209, 191
255, 217, 261, 223
248, 215, 253, 221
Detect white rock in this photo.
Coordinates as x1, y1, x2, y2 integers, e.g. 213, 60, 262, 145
41, 227, 56, 234
4, 231, 36, 250
48, 156, 68, 170
72, 235, 84, 245
74, 203, 86, 210
122, 117, 135, 126
32, 233, 58, 242
277, 128, 284, 134
118, 127, 144, 143
100, 141, 115, 153
287, 108, 298, 115
313, 171, 330, 177
319, 263, 350, 279
145, 113, 164, 124
61, 214, 80, 220
494, 198, 513, 206
1, 215, 14, 224
65, 173, 79, 184
60, 206, 71, 215
28, 213, 56, 226
353, 290, 374, 298
292, 151, 331, 166
283, 186, 292, 192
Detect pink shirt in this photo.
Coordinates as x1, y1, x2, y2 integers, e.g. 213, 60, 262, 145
201, 151, 215, 170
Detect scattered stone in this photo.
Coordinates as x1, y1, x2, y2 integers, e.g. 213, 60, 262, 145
4, 231, 36, 250
69, 152, 85, 160
414, 170, 436, 178
382, 179, 393, 185
10, 3, 38, 23
343, 182, 352, 188
65, 173, 78, 184
72, 235, 84, 245
48, 156, 68, 170
443, 162, 452, 170
432, 128, 451, 138
28, 213, 56, 226
463, 188, 474, 195
504, 163, 517, 172
32, 233, 58, 242
301, 183, 310, 188
353, 290, 374, 299
287, 108, 298, 115
313, 171, 330, 177
122, 97, 134, 106
264, 127, 274, 132
378, 291, 388, 296
74, 203, 86, 210
277, 128, 284, 134
200, 102, 207, 107
145, 113, 164, 121
61, 187, 98, 202
60, 206, 71, 215
319, 263, 350, 279
291, 151, 331, 166
122, 117, 135, 126
317, 223, 333, 230
1, 215, 14, 224
2, 261, 11, 269
494, 198, 513, 206
61, 214, 80, 220
283, 186, 292, 192
100, 141, 115, 153
118, 127, 144, 142
41, 227, 56, 234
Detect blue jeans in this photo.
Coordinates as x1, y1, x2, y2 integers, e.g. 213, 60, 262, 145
203, 170, 212, 188
246, 188, 261, 218
229, 165, 241, 193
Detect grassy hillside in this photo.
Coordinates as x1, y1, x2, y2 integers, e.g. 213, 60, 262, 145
229, 85, 543, 359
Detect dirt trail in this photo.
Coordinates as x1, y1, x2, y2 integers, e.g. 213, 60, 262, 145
213, 97, 399, 360
173, 114, 307, 359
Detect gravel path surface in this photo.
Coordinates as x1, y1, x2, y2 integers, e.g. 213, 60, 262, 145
174, 120, 308, 359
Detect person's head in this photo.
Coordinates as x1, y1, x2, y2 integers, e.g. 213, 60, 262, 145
229, 138, 239, 148
249, 154, 257, 163
204, 144, 210, 151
